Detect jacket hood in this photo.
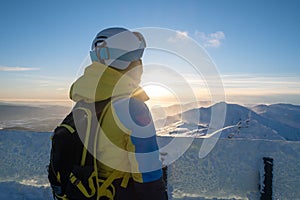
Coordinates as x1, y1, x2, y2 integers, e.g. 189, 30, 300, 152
69, 62, 149, 102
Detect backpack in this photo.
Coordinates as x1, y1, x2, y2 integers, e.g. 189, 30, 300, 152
48, 99, 120, 200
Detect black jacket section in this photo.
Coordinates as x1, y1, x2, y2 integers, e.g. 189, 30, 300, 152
132, 177, 168, 200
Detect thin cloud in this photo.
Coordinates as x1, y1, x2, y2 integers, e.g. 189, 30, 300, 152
167, 30, 225, 48
221, 73, 300, 95
0, 66, 40, 72
167, 30, 189, 43
195, 31, 225, 48
178, 72, 300, 95
56, 88, 67, 91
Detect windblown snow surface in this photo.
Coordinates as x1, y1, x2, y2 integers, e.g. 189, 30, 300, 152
0, 102, 299, 199
158, 137, 300, 199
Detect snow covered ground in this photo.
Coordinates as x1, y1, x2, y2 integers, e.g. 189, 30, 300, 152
0, 181, 52, 200
0, 131, 299, 200
158, 137, 300, 199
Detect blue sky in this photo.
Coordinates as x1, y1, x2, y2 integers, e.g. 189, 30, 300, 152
0, 0, 299, 105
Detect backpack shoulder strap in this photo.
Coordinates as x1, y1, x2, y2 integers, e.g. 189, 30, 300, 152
59, 124, 75, 134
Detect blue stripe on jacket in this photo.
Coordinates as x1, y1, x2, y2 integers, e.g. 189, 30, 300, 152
113, 97, 163, 182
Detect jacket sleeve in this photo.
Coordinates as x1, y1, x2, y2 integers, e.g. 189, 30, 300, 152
113, 97, 168, 199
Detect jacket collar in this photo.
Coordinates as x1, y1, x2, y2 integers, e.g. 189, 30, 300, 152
70, 62, 148, 102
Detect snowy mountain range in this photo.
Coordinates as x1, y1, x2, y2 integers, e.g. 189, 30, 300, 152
0, 102, 299, 141
0, 103, 71, 132
252, 103, 300, 129
155, 102, 300, 141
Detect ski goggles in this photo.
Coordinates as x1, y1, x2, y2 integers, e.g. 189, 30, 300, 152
94, 46, 144, 62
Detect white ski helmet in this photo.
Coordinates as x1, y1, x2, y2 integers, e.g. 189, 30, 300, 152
90, 27, 146, 70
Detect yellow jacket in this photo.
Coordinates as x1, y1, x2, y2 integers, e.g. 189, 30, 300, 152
69, 61, 163, 183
